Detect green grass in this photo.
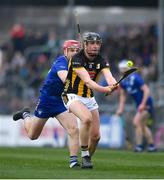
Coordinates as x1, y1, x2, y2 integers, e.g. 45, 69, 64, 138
0, 147, 164, 179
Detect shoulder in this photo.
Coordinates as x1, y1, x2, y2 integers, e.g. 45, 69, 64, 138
133, 73, 143, 80
71, 50, 84, 64
53, 55, 67, 65
96, 54, 107, 63
56, 55, 67, 62
70, 50, 84, 67
132, 73, 145, 85
72, 50, 84, 60
96, 55, 110, 68
51, 55, 68, 71
97, 54, 104, 60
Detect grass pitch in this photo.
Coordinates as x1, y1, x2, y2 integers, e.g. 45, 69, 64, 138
0, 147, 164, 179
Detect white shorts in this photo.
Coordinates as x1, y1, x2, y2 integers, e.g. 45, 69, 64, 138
62, 93, 99, 111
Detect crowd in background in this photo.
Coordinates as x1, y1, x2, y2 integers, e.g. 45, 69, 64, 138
0, 22, 158, 114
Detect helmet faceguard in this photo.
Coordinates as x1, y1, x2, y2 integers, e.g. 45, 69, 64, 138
82, 32, 102, 57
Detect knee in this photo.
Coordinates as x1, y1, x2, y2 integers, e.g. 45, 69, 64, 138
82, 113, 92, 125
133, 122, 143, 131
90, 133, 100, 143
133, 118, 141, 128
133, 121, 141, 128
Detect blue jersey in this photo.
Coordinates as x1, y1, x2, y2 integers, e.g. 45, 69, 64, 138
40, 55, 68, 97
34, 55, 68, 118
120, 73, 153, 115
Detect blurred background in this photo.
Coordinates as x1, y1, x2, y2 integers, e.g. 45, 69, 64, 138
0, 0, 163, 150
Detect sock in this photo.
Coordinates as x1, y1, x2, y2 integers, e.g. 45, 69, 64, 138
137, 144, 143, 148
22, 112, 30, 119
81, 145, 90, 157
148, 144, 155, 147
70, 156, 78, 168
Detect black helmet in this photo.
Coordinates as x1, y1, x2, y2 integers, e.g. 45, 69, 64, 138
82, 32, 102, 43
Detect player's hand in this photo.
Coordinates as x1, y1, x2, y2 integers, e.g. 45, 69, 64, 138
112, 84, 119, 91
105, 84, 119, 96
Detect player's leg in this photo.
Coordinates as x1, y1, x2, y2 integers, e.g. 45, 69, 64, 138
56, 111, 80, 168
69, 100, 93, 169
89, 109, 100, 157
13, 108, 48, 140
142, 112, 157, 152
133, 111, 144, 152
24, 116, 47, 140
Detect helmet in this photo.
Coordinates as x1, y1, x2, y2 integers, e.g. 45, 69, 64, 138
63, 40, 80, 50
82, 32, 102, 43
118, 60, 132, 73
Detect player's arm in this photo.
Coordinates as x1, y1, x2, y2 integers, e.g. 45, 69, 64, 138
101, 68, 117, 85
57, 70, 68, 83
75, 67, 112, 93
101, 68, 118, 92
138, 84, 150, 111
116, 88, 126, 115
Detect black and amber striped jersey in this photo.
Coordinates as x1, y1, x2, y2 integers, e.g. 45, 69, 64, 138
63, 49, 110, 98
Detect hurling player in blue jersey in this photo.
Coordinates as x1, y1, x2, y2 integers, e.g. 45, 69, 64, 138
116, 60, 157, 152
13, 40, 81, 168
